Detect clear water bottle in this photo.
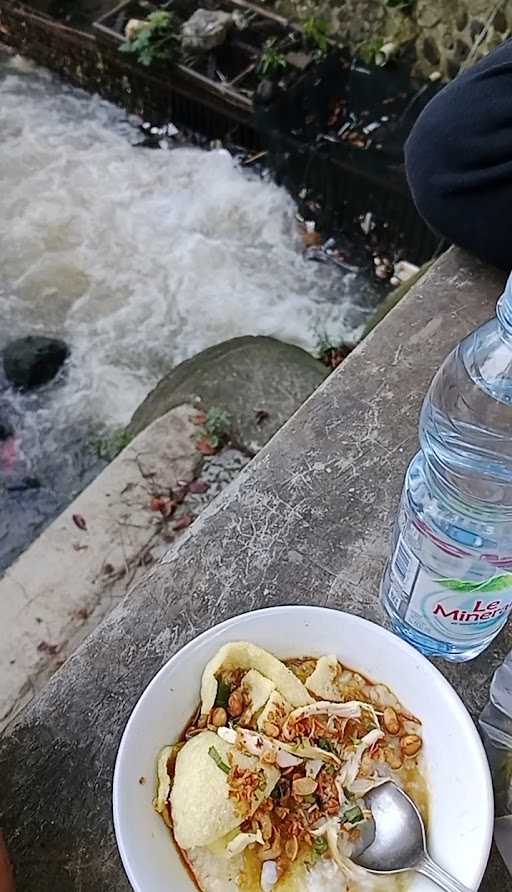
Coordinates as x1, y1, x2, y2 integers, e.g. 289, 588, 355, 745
381, 272, 512, 661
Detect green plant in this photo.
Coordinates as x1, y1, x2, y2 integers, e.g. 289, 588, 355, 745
205, 407, 231, 448
357, 36, 383, 65
315, 332, 335, 357
259, 38, 288, 77
95, 428, 133, 461
120, 10, 178, 67
302, 15, 330, 55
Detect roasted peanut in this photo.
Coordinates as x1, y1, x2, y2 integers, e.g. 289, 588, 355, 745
263, 721, 280, 738
400, 734, 422, 757
383, 706, 400, 736
292, 776, 318, 797
227, 690, 244, 717
210, 707, 227, 727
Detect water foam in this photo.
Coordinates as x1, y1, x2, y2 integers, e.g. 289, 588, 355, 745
0, 49, 378, 568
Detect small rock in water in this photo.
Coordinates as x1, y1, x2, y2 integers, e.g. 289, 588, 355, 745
0, 416, 13, 442
6, 477, 40, 493
3, 336, 69, 391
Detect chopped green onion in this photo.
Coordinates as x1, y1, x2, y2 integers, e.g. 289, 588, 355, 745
215, 679, 231, 708
303, 794, 316, 804
318, 738, 335, 753
344, 804, 364, 825
313, 836, 328, 856
208, 746, 230, 774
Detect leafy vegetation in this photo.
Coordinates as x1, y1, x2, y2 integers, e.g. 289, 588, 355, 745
205, 407, 232, 449
357, 36, 383, 65
313, 836, 328, 856
120, 11, 178, 67
259, 38, 288, 77
95, 429, 132, 461
302, 15, 330, 55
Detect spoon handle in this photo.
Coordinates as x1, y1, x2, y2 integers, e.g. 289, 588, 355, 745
417, 854, 474, 892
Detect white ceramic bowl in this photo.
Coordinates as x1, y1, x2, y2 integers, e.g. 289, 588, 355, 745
113, 606, 494, 892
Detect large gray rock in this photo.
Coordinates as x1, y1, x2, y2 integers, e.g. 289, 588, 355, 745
181, 8, 232, 52
3, 336, 69, 391
128, 336, 329, 455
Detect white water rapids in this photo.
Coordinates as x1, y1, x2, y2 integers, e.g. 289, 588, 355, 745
0, 48, 380, 570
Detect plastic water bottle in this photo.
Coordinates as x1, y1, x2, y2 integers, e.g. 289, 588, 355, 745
381, 272, 512, 661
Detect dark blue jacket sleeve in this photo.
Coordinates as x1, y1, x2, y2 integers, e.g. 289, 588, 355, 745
406, 40, 512, 270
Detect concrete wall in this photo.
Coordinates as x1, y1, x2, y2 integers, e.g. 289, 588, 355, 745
274, 0, 511, 79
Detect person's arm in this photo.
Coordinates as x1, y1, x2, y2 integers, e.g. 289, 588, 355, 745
0, 834, 15, 892
406, 39, 512, 270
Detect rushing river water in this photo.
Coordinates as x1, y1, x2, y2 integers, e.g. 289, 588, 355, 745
0, 48, 382, 572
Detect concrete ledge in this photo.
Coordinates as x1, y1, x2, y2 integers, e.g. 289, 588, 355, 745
0, 405, 201, 729
0, 249, 509, 890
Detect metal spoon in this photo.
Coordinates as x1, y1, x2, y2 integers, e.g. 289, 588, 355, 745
351, 781, 473, 892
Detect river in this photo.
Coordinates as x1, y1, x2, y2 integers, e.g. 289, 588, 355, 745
0, 47, 381, 572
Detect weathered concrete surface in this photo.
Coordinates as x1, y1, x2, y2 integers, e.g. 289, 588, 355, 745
0, 405, 201, 731
0, 249, 510, 890
128, 336, 329, 455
